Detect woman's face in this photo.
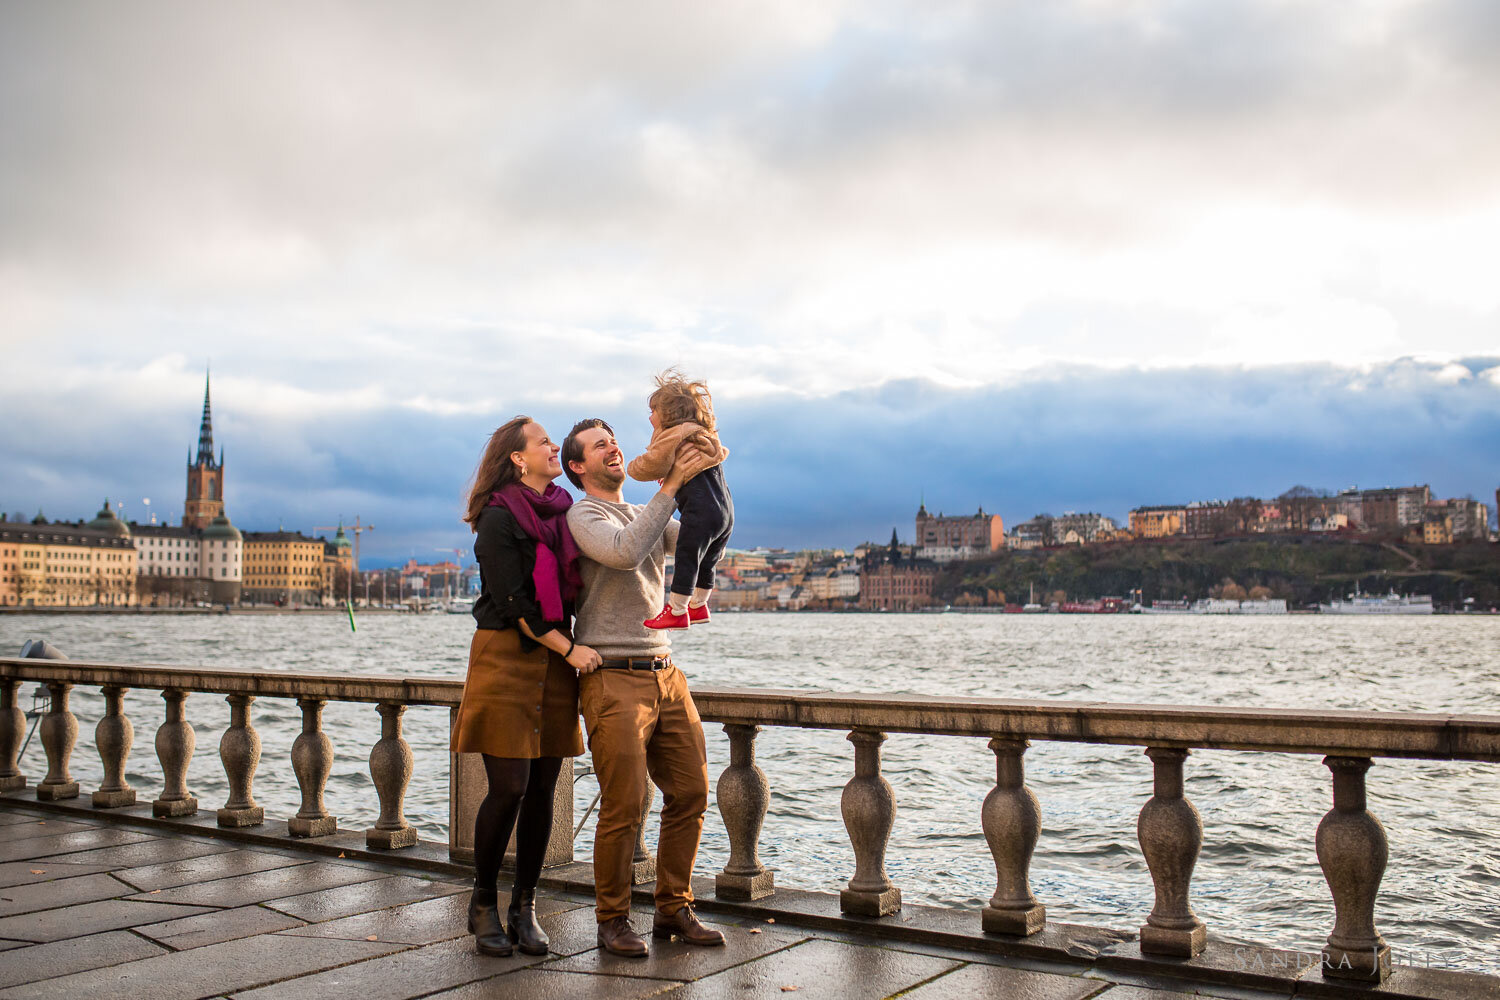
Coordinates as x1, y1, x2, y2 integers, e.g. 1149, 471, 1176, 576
513, 421, 562, 482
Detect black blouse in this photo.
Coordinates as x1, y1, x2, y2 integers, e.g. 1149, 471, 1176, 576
471, 505, 561, 650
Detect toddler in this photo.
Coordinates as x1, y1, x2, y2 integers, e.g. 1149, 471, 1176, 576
628, 370, 732, 629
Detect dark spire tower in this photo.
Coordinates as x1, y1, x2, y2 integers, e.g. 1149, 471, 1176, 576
184, 370, 225, 530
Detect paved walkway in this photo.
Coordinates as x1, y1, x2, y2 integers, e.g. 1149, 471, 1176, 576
0, 802, 1488, 999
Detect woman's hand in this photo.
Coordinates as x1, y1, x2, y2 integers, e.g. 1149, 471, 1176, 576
567, 642, 603, 674
661, 442, 719, 495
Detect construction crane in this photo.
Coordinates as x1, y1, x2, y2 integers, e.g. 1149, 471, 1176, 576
314, 517, 375, 605
434, 547, 467, 602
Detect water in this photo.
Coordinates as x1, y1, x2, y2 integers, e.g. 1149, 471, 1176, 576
4, 612, 1499, 973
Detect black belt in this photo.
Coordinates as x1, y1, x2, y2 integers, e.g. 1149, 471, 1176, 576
597, 656, 671, 671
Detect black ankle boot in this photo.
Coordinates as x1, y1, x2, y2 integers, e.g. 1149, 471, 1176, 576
469, 887, 513, 956
506, 886, 549, 955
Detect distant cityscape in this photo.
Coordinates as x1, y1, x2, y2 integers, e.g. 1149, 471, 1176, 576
1, 376, 1494, 610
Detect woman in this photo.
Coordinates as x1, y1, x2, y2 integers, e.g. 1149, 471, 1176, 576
452, 416, 602, 956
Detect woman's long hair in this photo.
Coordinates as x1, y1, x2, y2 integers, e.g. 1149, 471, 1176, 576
464, 415, 532, 530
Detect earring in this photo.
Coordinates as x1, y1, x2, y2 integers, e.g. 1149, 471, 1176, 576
520, 464, 529, 477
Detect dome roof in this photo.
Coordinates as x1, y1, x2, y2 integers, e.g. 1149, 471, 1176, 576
332, 524, 352, 550
88, 499, 131, 538
203, 513, 242, 541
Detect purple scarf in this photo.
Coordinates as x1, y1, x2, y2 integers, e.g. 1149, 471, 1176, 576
489, 482, 582, 622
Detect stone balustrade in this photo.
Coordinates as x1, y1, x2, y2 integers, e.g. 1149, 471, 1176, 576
3, 656, 1499, 985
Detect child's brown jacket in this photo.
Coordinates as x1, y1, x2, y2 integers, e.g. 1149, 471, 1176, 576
626, 422, 729, 482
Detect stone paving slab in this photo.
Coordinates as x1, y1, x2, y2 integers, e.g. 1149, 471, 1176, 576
546, 922, 807, 982
0, 870, 134, 917
124, 860, 384, 907
662, 938, 962, 999
431, 968, 682, 999
276, 891, 474, 945
0, 929, 169, 990
898, 961, 1112, 1000
111, 849, 314, 892
0, 817, 103, 841
39, 835, 235, 868
231, 933, 546, 1000
0, 859, 119, 888
0, 928, 407, 1000
0, 826, 157, 863
0, 897, 218, 942
135, 904, 309, 951
259, 874, 467, 922
1092, 986, 1218, 999
0, 810, 44, 826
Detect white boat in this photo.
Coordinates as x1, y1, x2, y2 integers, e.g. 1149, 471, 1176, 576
447, 597, 476, 614
1190, 598, 1289, 615
1320, 592, 1433, 615
1141, 600, 1192, 614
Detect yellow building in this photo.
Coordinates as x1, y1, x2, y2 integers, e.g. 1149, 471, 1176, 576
1421, 514, 1453, 545
1129, 505, 1186, 539
0, 505, 137, 607
242, 531, 325, 605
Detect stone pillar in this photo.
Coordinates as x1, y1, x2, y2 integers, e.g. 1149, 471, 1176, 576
36, 682, 79, 801
367, 702, 417, 849
1138, 747, 1206, 956
982, 737, 1045, 935
632, 781, 657, 884
1317, 756, 1390, 982
92, 685, 136, 808
447, 708, 575, 868
840, 729, 901, 916
717, 723, 774, 900
289, 698, 337, 837
0, 678, 29, 792
153, 689, 198, 816
217, 694, 263, 827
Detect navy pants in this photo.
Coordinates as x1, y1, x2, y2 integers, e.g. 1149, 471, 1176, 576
672, 464, 733, 598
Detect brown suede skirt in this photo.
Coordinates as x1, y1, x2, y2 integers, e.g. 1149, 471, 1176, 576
450, 628, 583, 759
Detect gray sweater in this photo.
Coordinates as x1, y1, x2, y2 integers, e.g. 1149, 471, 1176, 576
567, 492, 681, 659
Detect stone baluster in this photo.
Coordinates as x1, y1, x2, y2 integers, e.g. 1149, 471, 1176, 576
1137, 747, 1206, 956
92, 685, 136, 808
289, 698, 337, 837
367, 702, 417, 848
0, 679, 27, 792
217, 694, 263, 827
841, 729, 901, 916
36, 682, 80, 801
632, 781, 657, 883
153, 689, 198, 816
1317, 756, 1390, 982
717, 723, 774, 900
981, 738, 1045, 935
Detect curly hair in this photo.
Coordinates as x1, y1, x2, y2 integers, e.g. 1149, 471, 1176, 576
647, 368, 715, 432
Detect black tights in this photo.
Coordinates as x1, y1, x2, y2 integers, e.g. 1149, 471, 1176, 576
473, 754, 564, 894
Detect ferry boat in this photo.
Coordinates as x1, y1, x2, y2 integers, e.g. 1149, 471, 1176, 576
1140, 600, 1192, 614
1188, 598, 1289, 615
1319, 591, 1433, 615
447, 597, 476, 614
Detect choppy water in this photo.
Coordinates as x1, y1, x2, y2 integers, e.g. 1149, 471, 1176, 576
3, 612, 1498, 973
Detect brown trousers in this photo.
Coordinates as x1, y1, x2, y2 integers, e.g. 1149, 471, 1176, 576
579, 663, 708, 922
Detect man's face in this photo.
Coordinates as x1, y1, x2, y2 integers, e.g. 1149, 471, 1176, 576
571, 426, 625, 491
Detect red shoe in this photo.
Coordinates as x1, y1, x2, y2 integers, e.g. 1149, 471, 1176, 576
687, 604, 710, 624
643, 605, 690, 630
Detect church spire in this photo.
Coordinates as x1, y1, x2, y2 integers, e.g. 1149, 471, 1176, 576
196, 369, 215, 467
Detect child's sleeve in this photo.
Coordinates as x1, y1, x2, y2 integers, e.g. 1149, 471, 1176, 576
626, 426, 685, 482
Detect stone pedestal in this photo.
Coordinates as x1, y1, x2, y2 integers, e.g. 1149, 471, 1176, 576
92, 685, 136, 808
37, 682, 80, 801
1138, 747, 1206, 957
1318, 756, 1391, 983
217, 694, 264, 828
840, 729, 901, 917
153, 690, 198, 817
717, 724, 775, 901
981, 738, 1045, 936
0, 679, 28, 793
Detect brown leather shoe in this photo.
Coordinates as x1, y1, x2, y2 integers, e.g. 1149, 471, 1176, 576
652, 905, 725, 946
597, 914, 649, 957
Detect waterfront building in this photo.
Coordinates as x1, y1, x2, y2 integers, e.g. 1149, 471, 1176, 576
132, 514, 243, 605
1181, 500, 1228, 539
860, 534, 936, 610
183, 374, 226, 531
0, 506, 137, 607
242, 530, 325, 605
319, 524, 355, 604
1338, 485, 1430, 532
914, 504, 1004, 562
1129, 505, 1185, 538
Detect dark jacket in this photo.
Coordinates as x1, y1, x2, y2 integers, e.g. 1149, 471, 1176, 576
472, 505, 563, 650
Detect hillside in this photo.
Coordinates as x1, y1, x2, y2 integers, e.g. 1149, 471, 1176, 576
933, 536, 1500, 608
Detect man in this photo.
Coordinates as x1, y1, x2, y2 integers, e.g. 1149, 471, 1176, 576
562, 417, 726, 957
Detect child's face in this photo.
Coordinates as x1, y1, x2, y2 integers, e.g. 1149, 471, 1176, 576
649, 406, 661, 431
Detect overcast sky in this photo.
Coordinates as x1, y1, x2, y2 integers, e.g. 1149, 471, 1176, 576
3, 1, 1497, 563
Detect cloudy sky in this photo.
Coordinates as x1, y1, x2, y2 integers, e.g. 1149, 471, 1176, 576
3, 1, 1497, 563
